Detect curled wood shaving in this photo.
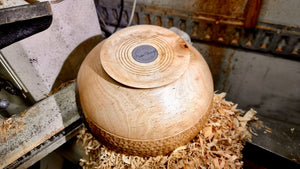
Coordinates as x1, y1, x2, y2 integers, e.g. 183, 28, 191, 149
77, 93, 257, 169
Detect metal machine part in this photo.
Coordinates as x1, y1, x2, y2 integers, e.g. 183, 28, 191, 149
193, 42, 300, 165
0, 82, 82, 169
0, 99, 9, 109
0, 77, 22, 96
0, 77, 21, 109
0, 33, 103, 168
97, 0, 300, 60
0, 2, 52, 117
0, 52, 31, 117
0, 0, 101, 102
0, 2, 52, 49
0, 53, 28, 98
0, 0, 101, 168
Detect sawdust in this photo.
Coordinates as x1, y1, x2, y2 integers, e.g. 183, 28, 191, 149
47, 79, 76, 97
0, 116, 24, 142
77, 93, 257, 169
248, 118, 273, 136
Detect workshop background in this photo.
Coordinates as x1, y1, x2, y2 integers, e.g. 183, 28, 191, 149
0, 0, 299, 168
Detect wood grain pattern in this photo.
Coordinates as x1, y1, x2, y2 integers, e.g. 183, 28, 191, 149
77, 25, 214, 156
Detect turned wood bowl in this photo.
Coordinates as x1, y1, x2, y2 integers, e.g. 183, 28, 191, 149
77, 25, 214, 156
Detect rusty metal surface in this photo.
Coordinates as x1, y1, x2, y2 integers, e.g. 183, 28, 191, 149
0, 82, 81, 168
97, 1, 300, 60
98, 0, 249, 24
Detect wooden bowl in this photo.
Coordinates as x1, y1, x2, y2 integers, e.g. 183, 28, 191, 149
77, 25, 214, 156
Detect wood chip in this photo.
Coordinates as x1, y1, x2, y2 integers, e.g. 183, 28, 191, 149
265, 129, 272, 133
203, 126, 213, 139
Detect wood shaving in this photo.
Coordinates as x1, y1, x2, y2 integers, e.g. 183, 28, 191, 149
47, 79, 76, 97
265, 129, 272, 134
291, 128, 295, 134
77, 93, 257, 169
0, 116, 24, 142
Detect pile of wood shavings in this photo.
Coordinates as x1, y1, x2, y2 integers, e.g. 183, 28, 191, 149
77, 93, 257, 169
0, 116, 24, 142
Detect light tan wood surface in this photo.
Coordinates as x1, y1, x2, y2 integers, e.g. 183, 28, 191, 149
77, 25, 214, 156
100, 25, 191, 88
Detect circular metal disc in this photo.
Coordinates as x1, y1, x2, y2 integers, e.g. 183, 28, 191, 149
132, 45, 158, 63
